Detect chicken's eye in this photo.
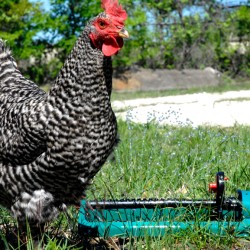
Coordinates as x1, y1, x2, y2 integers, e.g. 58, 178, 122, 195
98, 21, 107, 29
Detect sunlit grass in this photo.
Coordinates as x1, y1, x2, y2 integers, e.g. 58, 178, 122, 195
1, 105, 250, 249
87, 119, 250, 249
90, 120, 250, 201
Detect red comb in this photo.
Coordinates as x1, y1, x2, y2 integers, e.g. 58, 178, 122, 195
101, 0, 127, 25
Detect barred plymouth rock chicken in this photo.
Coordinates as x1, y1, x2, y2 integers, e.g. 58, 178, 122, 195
0, 0, 128, 226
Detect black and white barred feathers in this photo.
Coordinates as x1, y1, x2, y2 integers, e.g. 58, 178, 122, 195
0, 0, 128, 224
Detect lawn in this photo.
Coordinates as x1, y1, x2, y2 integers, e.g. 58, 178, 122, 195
86, 120, 250, 249
91, 120, 250, 200
1, 92, 250, 249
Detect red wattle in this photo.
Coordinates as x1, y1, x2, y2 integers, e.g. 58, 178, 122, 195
102, 36, 123, 57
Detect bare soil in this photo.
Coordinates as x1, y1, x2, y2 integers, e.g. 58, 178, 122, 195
113, 67, 221, 92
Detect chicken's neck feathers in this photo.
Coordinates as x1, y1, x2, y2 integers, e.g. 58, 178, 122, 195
47, 27, 112, 117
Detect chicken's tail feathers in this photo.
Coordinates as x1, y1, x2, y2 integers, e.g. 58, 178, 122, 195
0, 38, 6, 48
0, 39, 11, 56
0, 39, 18, 68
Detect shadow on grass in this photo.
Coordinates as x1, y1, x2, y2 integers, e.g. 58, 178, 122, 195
0, 223, 119, 250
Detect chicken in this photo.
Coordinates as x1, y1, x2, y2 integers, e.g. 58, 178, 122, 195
0, 0, 128, 226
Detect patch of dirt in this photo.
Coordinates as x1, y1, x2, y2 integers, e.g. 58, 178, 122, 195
113, 67, 221, 92
113, 78, 141, 91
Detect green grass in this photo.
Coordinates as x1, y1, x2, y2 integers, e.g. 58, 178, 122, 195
2, 119, 249, 249
1, 84, 250, 248
90, 120, 250, 249
90, 120, 250, 199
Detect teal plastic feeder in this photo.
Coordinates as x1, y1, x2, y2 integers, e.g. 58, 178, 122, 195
78, 172, 250, 238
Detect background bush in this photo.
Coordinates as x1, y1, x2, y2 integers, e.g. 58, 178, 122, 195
0, 0, 249, 85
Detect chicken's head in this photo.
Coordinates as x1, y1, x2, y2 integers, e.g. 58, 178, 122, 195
89, 0, 129, 57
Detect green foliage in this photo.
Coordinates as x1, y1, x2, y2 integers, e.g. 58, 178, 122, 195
236, 6, 250, 39
115, 0, 249, 76
113, 1, 150, 68
0, 0, 249, 84
0, 0, 45, 58
47, 0, 101, 55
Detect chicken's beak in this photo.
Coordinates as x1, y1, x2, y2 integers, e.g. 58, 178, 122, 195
119, 28, 129, 38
